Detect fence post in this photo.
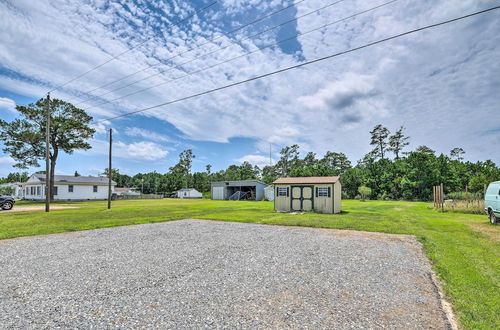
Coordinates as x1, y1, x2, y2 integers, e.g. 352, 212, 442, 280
433, 186, 437, 209
440, 183, 444, 212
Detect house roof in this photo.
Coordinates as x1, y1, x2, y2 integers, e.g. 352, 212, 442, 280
273, 176, 340, 184
177, 188, 199, 192
32, 174, 116, 185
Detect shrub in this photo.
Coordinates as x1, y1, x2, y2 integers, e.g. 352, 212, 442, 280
358, 186, 372, 201
446, 191, 483, 200
0, 186, 15, 196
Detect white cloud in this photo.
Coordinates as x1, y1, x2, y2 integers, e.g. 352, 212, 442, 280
118, 141, 168, 160
0, 0, 499, 164
0, 156, 15, 164
0, 97, 16, 112
236, 154, 274, 167
124, 127, 173, 143
82, 139, 168, 161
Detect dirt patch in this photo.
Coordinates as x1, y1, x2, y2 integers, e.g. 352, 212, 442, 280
1, 206, 80, 213
466, 222, 500, 243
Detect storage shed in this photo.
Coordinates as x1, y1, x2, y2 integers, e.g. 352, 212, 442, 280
175, 188, 202, 199
211, 180, 268, 201
273, 176, 341, 214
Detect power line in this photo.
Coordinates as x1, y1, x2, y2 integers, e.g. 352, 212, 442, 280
79, 0, 347, 107
97, 5, 500, 123
69, 0, 310, 103
85, 0, 398, 111
48, 0, 219, 94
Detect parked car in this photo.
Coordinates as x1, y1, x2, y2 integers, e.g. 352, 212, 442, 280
484, 181, 500, 224
0, 195, 15, 210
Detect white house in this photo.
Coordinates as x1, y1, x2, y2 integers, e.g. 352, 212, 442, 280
174, 188, 202, 199
24, 174, 116, 201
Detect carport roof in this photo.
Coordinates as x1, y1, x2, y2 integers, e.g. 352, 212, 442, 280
273, 176, 340, 184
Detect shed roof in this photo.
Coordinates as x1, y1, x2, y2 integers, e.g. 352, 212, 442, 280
211, 180, 267, 187
273, 176, 340, 184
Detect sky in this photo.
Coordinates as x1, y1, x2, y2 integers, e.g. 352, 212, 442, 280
0, 0, 499, 177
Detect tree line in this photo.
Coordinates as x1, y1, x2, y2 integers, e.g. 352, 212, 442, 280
100, 124, 499, 201
0, 98, 498, 201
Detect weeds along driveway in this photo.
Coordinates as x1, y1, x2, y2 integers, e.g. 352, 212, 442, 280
0, 220, 451, 329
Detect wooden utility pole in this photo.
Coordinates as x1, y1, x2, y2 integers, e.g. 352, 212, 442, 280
45, 93, 51, 213
107, 128, 112, 209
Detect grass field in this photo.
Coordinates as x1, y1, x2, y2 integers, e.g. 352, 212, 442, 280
1, 199, 499, 329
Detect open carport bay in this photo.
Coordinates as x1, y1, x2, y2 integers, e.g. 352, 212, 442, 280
0, 220, 450, 328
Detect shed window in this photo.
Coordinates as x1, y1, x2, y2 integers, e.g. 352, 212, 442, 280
68, 185, 74, 193
93, 185, 98, 193
316, 187, 330, 197
277, 187, 288, 197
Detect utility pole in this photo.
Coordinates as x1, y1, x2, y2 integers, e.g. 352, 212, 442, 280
45, 93, 51, 212
107, 128, 112, 209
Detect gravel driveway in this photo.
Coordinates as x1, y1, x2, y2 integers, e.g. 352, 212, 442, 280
0, 220, 450, 329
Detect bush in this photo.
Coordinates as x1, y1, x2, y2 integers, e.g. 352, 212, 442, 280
446, 191, 483, 200
0, 186, 15, 196
358, 186, 372, 201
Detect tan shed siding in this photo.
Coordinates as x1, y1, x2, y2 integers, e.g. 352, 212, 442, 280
334, 181, 342, 214
313, 184, 333, 214
275, 185, 291, 212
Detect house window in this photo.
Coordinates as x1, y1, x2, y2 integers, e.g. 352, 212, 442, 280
68, 185, 74, 193
36, 186, 40, 196
30, 187, 34, 195
93, 185, 98, 193
53, 186, 58, 195
317, 187, 330, 197
277, 187, 288, 197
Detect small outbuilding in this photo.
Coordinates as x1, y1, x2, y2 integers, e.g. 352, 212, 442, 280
211, 180, 268, 201
175, 188, 203, 199
273, 176, 341, 214
264, 185, 275, 201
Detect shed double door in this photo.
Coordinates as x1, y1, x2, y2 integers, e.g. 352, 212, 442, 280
291, 186, 314, 212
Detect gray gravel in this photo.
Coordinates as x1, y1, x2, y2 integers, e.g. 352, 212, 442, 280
0, 219, 449, 329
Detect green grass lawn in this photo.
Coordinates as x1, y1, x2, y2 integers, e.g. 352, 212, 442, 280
1, 199, 498, 329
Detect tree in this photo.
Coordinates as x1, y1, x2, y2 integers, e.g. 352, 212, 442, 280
103, 168, 132, 187
388, 126, 410, 159
415, 145, 435, 155
450, 147, 465, 161
0, 98, 95, 200
276, 144, 300, 176
302, 152, 317, 167
369, 124, 390, 159
0, 172, 29, 183
358, 185, 372, 201
170, 149, 195, 188
321, 151, 352, 173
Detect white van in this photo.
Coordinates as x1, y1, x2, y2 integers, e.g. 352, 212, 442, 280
484, 181, 500, 224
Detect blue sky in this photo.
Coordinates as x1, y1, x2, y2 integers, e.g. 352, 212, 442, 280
0, 0, 499, 177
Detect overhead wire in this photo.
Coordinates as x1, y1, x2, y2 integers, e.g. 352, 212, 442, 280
68, 0, 306, 102
84, 0, 399, 111
95, 5, 500, 123
48, 0, 219, 94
